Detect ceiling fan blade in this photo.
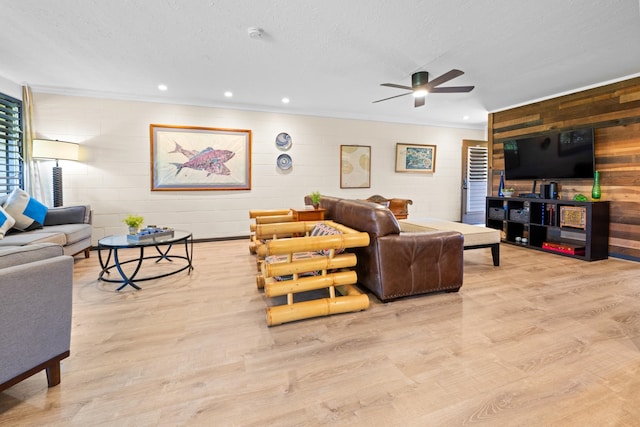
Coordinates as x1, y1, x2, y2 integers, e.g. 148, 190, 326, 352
374, 69, 472, 106
381, 83, 413, 90
426, 69, 464, 90
429, 86, 475, 93
372, 92, 413, 103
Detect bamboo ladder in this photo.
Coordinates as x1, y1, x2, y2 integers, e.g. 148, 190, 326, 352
248, 209, 294, 254
254, 220, 370, 326
251, 220, 323, 273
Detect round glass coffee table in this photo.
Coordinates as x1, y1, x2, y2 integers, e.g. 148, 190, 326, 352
98, 230, 193, 291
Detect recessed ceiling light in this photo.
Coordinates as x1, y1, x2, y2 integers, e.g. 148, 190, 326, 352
463, 115, 470, 120
158, 84, 168, 91
224, 91, 233, 98
282, 97, 290, 104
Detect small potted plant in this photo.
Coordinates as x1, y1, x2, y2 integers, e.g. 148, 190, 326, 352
123, 214, 144, 234
502, 187, 516, 197
310, 191, 321, 209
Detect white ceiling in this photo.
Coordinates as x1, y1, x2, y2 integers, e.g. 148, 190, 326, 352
2, 0, 640, 129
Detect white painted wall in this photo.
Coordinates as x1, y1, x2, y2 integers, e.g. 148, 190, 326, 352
31, 93, 484, 244
0, 77, 21, 100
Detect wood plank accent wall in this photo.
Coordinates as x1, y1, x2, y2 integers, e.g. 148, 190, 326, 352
488, 76, 640, 260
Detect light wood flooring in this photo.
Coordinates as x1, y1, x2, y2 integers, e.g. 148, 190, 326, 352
2, 240, 640, 426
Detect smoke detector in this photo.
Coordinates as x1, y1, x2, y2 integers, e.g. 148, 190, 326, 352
248, 27, 264, 39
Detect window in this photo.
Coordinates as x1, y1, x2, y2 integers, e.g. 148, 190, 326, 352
0, 92, 23, 195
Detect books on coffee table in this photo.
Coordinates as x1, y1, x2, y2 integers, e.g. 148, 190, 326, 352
126, 227, 174, 243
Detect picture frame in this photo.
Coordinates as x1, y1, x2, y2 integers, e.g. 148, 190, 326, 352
150, 124, 251, 191
395, 143, 436, 173
340, 145, 371, 188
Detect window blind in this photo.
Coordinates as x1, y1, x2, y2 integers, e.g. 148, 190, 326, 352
0, 92, 23, 195
466, 146, 488, 213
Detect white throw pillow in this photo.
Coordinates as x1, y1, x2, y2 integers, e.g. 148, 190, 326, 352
2, 188, 48, 231
0, 206, 16, 238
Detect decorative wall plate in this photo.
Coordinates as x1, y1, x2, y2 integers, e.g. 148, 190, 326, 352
276, 132, 292, 150
277, 153, 292, 170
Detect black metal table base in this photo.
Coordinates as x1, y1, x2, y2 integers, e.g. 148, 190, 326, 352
98, 234, 193, 291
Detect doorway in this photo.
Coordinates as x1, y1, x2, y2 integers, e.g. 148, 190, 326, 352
461, 139, 488, 224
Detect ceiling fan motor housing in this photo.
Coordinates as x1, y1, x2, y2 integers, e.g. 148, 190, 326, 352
412, 71, 429, 88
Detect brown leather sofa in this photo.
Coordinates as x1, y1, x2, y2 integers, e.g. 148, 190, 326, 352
305, 196, 463, 302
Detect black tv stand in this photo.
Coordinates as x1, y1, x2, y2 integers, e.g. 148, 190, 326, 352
519, 193, 540, 198
485, 196, 609, 261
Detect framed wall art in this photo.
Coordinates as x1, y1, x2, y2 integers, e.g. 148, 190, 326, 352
395, 143, 436, 173
340, 145, 371, 188
150, 124, 251, 191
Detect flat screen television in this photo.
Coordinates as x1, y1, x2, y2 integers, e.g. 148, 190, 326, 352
503, 128, 595, 180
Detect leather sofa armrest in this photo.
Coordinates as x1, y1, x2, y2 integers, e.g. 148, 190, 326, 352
44, 205, 91, 225
355, 230, 464, 301
378, 230, 464, 287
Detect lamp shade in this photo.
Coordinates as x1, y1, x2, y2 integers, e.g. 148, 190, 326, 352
32, 139, 79, 161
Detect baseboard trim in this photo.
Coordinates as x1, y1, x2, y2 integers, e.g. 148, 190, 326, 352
610, 252, 640, 263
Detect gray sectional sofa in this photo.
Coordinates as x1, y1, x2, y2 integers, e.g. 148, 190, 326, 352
0, 193, 90, 391
0, 243, 73, 391
0, 204, 92, 258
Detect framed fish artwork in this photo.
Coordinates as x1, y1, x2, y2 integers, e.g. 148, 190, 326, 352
150, 124, 252, 191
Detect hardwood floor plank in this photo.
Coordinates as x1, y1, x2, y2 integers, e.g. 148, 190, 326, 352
3, 241, 640, 425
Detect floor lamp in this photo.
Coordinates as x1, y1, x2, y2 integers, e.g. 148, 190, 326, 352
32, 139, 80, 207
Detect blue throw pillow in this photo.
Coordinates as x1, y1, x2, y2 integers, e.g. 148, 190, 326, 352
2, 188, 48, 231
0, 206, 16, 238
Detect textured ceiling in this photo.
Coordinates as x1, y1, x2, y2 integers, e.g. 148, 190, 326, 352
1, 0, 640, 129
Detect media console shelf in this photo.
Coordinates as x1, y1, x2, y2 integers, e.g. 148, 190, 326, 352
486, 196, 609, 261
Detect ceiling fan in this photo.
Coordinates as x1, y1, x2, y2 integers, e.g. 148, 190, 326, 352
373, 69, 474, 107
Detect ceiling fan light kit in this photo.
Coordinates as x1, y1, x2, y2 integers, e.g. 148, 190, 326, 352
374, 69, 475, 107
